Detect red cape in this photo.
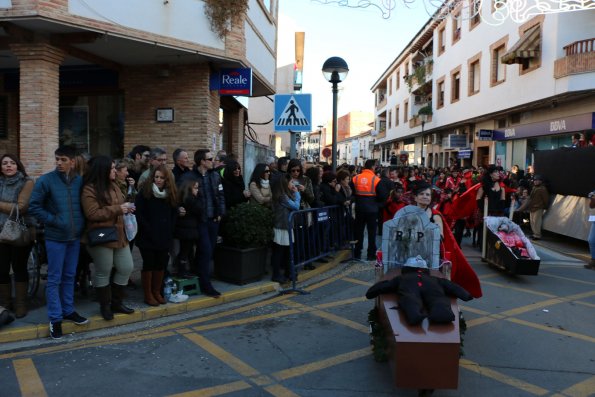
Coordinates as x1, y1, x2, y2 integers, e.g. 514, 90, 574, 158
433, 209, 483, 298
444, 183, 481, 221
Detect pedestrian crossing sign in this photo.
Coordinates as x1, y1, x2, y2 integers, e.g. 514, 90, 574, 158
274, 94, 312, 132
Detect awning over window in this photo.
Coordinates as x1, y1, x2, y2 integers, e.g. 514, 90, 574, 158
501, 25, 541, 65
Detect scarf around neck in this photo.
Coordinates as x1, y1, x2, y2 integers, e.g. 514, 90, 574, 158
260, 179, 270, 188
152, 183, 168, 199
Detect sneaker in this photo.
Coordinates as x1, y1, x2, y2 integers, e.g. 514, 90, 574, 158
49, 321, 62, 339
63, 311, 89, 325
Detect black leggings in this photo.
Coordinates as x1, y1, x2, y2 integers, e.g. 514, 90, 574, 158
139, 248, 169, 272
0, 242, 32, 283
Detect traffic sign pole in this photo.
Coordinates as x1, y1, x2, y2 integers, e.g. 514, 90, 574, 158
289, 130, 297, 159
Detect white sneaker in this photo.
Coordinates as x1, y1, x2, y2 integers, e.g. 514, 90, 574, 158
169, 292, 189, 303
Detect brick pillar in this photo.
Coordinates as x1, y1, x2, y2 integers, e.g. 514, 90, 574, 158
10, 42, 64, 176
227, 107, 245, 166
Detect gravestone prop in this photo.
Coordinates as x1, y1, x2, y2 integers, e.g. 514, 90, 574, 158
382, 205, 441, 271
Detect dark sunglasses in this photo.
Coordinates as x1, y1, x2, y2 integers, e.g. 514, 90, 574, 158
204, 157, 213, 161
234, 167, 241, 171
263, 170, 271, 173
290, 168, 301, 173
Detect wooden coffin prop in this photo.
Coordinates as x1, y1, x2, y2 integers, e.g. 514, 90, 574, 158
376, 269, 461, 390
376, 206, 461, 391
484, 217, 541, 275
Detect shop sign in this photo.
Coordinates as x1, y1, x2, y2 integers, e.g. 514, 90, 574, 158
478, 129, 493, 141
458, 148, 472, 159
447, 134, 468, 148
493, 112, 595, 140
217, 68, 252, 96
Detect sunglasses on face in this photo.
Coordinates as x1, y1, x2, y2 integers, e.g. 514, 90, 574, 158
234, 167, 241, 171
290, 168, 301, 173
205, 158, 213, 161
263, 170, 271, 174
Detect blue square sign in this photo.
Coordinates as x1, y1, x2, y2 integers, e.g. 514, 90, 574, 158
274, 94, 312, 132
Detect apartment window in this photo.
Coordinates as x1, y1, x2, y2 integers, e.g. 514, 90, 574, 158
452, 12, 461, 44
388, 109, 392, 129
468, 53, 482, 96
438, 25, 446, 55
470, 0, 481, 29
491, 45, 506, 84
395, 105, 400, 126
450, 66, 461, 103
396, 70, 400, 90
404, 100, 409, 122
437, 78, 445, 108
388, 77, 393, 96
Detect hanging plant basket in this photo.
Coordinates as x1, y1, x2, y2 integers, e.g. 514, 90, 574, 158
204, 0, 249, 39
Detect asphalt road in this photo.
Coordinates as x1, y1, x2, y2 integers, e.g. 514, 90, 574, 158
1, 242, 594, 397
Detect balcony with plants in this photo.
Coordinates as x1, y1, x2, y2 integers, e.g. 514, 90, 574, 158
375, 88, 387, 110
409, 104, 433, 128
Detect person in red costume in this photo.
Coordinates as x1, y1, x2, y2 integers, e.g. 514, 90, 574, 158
382, 185, 406, 224
412, 182, 483, 298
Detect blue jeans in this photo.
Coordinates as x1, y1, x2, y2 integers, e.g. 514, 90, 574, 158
589, 222, 595, 260
194, 219, 219, 289
45, 239, 80, 323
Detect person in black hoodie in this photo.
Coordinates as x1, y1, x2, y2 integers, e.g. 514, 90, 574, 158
221, 160, 250, 210
319, 171, 345, 207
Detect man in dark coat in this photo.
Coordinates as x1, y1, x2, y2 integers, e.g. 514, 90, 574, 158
179, 149, 226, 297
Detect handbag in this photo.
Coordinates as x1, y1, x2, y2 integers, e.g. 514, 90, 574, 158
87, 227, 118, 246
0, 205, 31, 247
123, 213, 137, 241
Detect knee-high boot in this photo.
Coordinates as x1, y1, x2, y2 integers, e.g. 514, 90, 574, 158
111, 283, 134, 314
141, 271, 159, 306
0, 284, 11, 310
14, 282, 28, 318
151, 271, 166, 304
95, 286, 114, 321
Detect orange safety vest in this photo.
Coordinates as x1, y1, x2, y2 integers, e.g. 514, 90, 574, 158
352, 169, 379, 196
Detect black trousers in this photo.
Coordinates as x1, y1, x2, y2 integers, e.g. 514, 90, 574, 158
139, 248, 169, 271
0, 242, 32, 283
354, 211, 378, 259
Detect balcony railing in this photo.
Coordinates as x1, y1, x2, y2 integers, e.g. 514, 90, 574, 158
563, 39, 595, 56
554, 38, 595, 78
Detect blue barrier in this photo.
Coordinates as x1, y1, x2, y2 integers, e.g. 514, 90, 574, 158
280, 205, 354, 294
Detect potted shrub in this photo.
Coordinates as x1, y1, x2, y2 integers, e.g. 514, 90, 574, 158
214, 202, 273, 285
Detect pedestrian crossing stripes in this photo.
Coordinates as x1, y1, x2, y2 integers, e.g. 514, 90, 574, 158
276, 97, 310, 127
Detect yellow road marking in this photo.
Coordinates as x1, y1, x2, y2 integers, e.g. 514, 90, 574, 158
540, 272, 595, 286
481, 281, 558, 298
574, 300, 595, 309
315, 296, 367, 309
272, 347, 371, 381
310, 310, 369, 333
0, 330, 177, 360
506, 318, 595, 343
192, 309, 301, 332
13, 358, 48, 397
183, 333, 260, 377
167, 380, 251, 397
559, 375, 595, 397
341, 277, 372, 286
460, 358, 549, 396
263, 384, 301, 397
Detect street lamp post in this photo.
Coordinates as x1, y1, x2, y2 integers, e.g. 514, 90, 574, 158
322, 57, 349, 171
420, 113, 428, 167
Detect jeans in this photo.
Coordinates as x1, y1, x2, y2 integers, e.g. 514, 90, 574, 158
45, 239, 80, 323
195, 219, 219, 289
589, 222, 595, 260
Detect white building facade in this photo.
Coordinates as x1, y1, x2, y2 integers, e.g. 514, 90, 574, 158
371, 5, 595, 171
371, 3, 595, 240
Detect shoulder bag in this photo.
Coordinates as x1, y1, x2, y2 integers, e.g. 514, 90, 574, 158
87, 226, 118, 246
0, 205, 31, 247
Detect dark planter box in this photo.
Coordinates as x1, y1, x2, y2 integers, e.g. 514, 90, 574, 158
214, 245, 267, 285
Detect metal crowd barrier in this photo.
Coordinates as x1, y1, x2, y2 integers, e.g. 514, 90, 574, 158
281, 205, 354, 294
